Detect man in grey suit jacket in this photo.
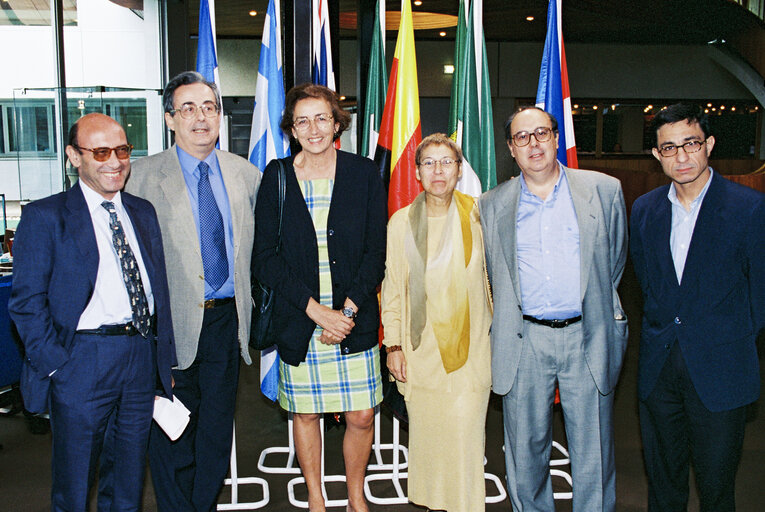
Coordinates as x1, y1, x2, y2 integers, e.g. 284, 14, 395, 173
480, 107, 628, 512
126, 71, 260, 512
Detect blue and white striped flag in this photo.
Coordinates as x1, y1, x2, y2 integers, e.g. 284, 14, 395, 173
312, 0, 336, 90
196, 0, 229, 151
249, 0, 290, 402
535, 0, 578, 168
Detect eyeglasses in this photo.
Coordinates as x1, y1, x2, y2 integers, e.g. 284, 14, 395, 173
73, 144, 133, 162
418, 157, 459, 171
656, 139, 708, 158
169, 101, 220, 119
293, 113, 334, 131
511, 127, 554, 147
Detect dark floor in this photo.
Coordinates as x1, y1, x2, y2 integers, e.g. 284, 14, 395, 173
1, 264, 764, 511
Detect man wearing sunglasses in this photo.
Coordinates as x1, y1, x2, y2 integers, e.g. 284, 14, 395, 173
631, 103, 764, 511
126, 71, 260, 512
480, 106, 628, 511
9, 113, 176, 511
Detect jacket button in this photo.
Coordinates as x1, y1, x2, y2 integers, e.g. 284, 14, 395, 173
674, 317, 681, 325
343, 347, 349, 354
328, 229, 334, 236
331, 260, 337, 265
664, 343, 670, 350
517, 333, 523, 338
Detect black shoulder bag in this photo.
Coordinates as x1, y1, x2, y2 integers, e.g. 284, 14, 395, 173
249, 159, 286, 350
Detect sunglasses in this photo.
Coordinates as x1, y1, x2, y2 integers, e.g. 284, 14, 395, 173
74, 144, 133, 162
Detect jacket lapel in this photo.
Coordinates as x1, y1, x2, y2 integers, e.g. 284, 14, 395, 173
497, 178, 522, 303
64, 183, 99, 289
645, 192, 676, 290
565, 167, 598, 300
678, 172, 724, 295
159, 147, 201, 259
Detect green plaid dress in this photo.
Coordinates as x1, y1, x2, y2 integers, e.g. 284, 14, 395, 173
278, 179, 382, 413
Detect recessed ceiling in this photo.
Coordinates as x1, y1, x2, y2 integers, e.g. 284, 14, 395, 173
188, 0, 763, 45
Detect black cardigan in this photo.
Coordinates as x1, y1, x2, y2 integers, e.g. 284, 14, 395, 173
252, 150, 387, 366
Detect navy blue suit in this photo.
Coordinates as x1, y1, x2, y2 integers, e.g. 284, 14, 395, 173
9, 183, 175, 511
630, 171, 764, 511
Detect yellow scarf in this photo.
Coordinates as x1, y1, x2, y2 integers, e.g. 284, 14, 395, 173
406, 190, 473, 373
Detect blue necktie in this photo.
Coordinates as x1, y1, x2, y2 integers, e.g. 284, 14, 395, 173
197, 161, 228, 291
101, 201, 152, 338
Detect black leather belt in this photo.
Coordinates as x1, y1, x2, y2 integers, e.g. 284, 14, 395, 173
77, 323, 141, 336
204, 296, 235, 309
523, 315, 582, 328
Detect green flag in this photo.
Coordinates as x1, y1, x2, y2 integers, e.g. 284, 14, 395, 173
448, 0, 497, 195
360, 0, 387, 160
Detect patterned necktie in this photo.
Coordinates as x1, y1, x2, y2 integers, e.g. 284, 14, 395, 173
197, 161, 228, 291
101, 201, 152, 338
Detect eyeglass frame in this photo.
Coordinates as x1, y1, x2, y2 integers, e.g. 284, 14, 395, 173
417, 157, 460, 171
292, 113, 334, 131
655, 138, 709, 158
510, 127, 555, 147
72, 144, 134, 162
168, 101, 220, 119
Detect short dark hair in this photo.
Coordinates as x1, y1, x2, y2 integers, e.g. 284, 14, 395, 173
163, 71, 221, 113
504, 106, 558, 141
650, 103, 710, 147
415, 133, 463, 165
280, 83, 351, 141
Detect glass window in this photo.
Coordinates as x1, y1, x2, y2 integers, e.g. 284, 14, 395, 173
8, 105, 53, 153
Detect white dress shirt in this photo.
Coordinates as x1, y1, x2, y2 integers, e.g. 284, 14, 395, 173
76, 181, 155, 329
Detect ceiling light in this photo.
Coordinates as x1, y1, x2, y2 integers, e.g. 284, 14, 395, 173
414, 0, 423, 5
526, 16, 534, 21
439, 31, 446, 37
339, 96, 346, 101
731, 106, 736, 112
249, 10, 257, 16
443, 64, 455, 75
704, 109, 709, 113
707, 102, 712, 107
592, 105, 598, 110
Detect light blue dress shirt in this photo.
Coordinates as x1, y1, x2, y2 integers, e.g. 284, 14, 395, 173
516, 169, 582, 319
668, 168, 714, 284
177, 146, 235, 299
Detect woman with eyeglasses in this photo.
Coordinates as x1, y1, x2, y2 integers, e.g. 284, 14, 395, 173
252, 83, 386, 512
380, 133, 493, 512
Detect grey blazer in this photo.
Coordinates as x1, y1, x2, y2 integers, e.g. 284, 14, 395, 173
126, 146, 261, 370
479, 165, 628, 396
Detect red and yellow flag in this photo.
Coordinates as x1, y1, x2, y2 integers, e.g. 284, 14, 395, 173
373, 0, 422, 217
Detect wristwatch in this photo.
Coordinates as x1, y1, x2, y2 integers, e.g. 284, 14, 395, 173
341, 306, 357, 319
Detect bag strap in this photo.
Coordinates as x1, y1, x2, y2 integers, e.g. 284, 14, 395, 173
275, 159, 286, 255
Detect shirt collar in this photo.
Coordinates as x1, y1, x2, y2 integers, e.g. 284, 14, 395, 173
79, 179, 123, 214
176, 145, 219, 179
667, 168, 714, 211
519, 162, 566, 201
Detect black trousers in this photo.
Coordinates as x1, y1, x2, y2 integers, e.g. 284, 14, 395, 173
149, 302, 239, 512
639, 341, 747, 512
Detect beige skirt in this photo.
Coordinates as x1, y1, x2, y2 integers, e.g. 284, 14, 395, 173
406, 387, 491, 512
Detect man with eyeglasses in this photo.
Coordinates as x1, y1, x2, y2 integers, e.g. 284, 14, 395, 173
631, 103, 764, 511
126, 71, 260, 511
9, 113, 176, 510
480, 106, 628, 511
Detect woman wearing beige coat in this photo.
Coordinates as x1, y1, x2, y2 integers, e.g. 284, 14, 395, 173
381, 133, 493, 512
